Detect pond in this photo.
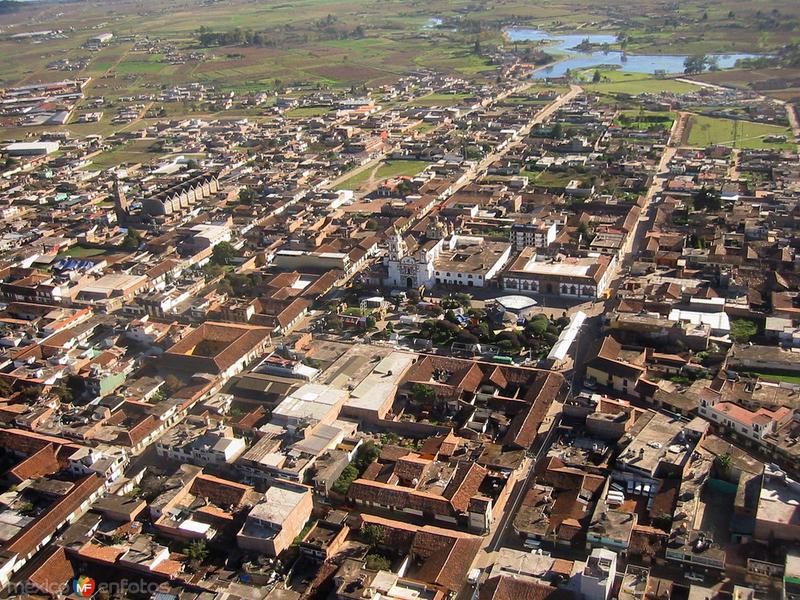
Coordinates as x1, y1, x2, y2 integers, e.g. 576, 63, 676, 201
505, 27, 765, 79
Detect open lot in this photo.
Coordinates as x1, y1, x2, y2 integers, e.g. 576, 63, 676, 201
85, 140, 164, 170
411, 92, 475, 107
335, 160, 431, 190
685, 114, 795, 149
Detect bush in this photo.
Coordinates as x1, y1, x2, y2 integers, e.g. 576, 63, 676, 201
332, 465, 358, 495
120, 229, 142, 251
211, 241, 237, 265
365, 554, 391, 571
353, 441, 380, 473
411, 383, 436, 402
730, 319, 758, 343
457, 330, 479, 344
362, 524, 385, 547
528, 318, 548, 336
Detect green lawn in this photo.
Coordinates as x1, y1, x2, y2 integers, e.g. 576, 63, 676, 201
751, 371, 800, 385
503, 95, 550, 106
284, 106, 332, 118
521, 169, 575, 187
87, 140, 158, 169
686, 115, 796, 149
412, 122, 437, 133
335, 160, 431, 190
614, 109, 675, 130
59, 246, 107, 258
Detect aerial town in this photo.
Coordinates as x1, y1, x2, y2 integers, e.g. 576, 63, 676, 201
1, 0, 800, 599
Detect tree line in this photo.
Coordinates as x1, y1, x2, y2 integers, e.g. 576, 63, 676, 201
196, 26, 275, 48
195, 23, 366, 48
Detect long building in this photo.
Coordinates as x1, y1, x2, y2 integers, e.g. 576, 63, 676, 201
502, 249, 616, 299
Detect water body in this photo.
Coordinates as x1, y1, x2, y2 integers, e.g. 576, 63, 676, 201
505, 27, 765, 79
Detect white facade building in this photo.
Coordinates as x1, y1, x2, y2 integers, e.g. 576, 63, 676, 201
578, 548, 617, 600
385, 226, 511, 290
511, 219, 558, 251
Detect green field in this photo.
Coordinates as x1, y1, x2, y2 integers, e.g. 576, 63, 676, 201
614, 109, 676, 130
586, 72, 701, 96
686, 115, 796, 149
412, 122, 437, 133
335, 160, 431, 190
284, 106, 332, 118
520, 169, 575, 188
86, 140, 159, 170
60, 246, 108, 258
116, 59, 168, 74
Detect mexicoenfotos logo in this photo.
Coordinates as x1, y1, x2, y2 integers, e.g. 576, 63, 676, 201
72, 575, 96, 597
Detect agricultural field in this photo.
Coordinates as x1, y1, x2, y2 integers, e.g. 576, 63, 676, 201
685, 115, 796, 150
0, 0, 798, 138
686, 67, 800, 102
501, 84, 570, 105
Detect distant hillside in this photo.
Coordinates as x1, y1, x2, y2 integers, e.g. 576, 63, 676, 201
0, 1, 20, 14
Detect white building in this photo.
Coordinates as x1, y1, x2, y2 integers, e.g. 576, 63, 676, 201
511, 218, 558, 251
578, 548, 617, 600
270, 383, 347, 434
4, 141, 60, 156
67, 445, 128, 486
502, 250, 616, 299
156, 426, 247, 467
187, 222, 232, 252
698, 387, 793, 443
385, 224, 511, 290
668, 297, 730, 337
88, 32, 113, 45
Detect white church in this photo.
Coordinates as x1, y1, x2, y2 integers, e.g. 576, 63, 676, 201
384, 218, 512, 290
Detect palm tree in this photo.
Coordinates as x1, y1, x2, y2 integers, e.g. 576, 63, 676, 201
714, 453, 732, 477
185, 539, 209, 565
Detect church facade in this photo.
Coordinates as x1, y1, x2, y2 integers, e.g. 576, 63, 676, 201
384, 219, 512, 290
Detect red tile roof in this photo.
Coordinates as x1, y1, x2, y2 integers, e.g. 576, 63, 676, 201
480, 575, 574, 600
6, 475, 104, 558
